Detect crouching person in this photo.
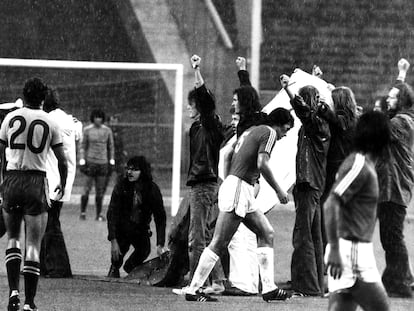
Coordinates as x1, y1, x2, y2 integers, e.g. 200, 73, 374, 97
106, 156, 167, 278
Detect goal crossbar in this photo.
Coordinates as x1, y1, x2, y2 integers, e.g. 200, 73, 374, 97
0, 57, 183, 216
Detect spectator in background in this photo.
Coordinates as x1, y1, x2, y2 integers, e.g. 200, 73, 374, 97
280, 74, 331, 297
79, 109, 115, 221
318, 86, 358, 251
376, 58, 414, 298
40, 87, 79, 278
106, 155, 167, 278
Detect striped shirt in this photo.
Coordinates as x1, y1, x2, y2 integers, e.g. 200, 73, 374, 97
331, 152, 379, 242
229, 125, 277, 185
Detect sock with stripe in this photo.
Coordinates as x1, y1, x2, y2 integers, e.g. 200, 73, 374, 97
187, 247, 219, 295
5, 248, 22, 296
23, 261, 40, 306
256, 247, 277, 294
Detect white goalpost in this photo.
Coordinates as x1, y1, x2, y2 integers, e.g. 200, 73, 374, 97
0, 57, 184, 216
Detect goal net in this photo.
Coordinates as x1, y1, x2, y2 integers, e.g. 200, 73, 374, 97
0, 58, 183, 215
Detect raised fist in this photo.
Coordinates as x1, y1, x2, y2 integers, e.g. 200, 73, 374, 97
280, 74, 290, 88
312, 65, 323, 77
236, 56, 246, 70
398, 58, 410, 72
191, 54, 201, 69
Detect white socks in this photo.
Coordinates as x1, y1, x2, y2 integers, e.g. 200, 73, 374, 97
187, 247, 219, 295
256, 247, 277, 294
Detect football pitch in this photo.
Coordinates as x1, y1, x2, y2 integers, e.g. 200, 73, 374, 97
0, 199, 413, 310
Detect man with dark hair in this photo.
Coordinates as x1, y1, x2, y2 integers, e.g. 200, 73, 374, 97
40, 87, 77, 278
183, 106, 293, 302
0, 77, 68, 311
280, 74, 331, 297
106, 156, 166, 277
376, 58, 414, 298
79, 108, 115, 221
182, 55, 226, 294
324, 110, 391, 311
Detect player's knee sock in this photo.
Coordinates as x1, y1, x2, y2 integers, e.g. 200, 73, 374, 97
187, 247, 218, 295
256, 247, 277, 294
23, 261, 40, 305
96, 196, 103, 217
5, 248, 22, 296
80, 195, 88, 213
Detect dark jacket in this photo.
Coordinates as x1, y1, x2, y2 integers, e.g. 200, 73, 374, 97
186, 84, 224, 186
291, 95, 331, 192
317, 104, 355, 192
376, 109, 414, 206
107, 176, 166, 246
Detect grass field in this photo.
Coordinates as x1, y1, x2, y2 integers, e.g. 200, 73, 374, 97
0, 195, 413, 310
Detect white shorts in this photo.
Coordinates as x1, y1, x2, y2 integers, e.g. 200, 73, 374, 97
325, 238, 381, 293
218, 175, 257, 218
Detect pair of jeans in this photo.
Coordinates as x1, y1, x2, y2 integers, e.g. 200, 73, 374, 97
378, 202, 413, 294
291, 184, 324, 296
188, 181, 225, 283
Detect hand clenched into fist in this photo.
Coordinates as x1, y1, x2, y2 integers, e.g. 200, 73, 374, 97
191, 54, 201, 69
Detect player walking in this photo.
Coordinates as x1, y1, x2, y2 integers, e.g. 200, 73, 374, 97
0, 78, 68, 311
324, 111, 391, 311
184, 107, 293, 302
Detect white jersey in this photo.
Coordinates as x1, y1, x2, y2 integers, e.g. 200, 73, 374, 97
0, 107, 63, 172
45, 109, 77, 201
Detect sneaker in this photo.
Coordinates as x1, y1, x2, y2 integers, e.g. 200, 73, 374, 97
185, 290, 218, 302
291, 291, 318, 298
262, 288, 292, 302
79, 213, 86, 220
23, 304, 38, 311
107, 265, 120, 278
7, 294, 20, 311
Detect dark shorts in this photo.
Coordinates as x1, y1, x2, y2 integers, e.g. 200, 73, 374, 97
82, 163, 108, 177
2, 170, 49, 215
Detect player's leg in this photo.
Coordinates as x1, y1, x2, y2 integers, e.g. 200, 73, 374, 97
95, 164, 108, 221
80, 173, 93, 220
351, 280, 390, 311
23, 212, 48, 310
243, 210, 290, 301
3, 209, 23, 311
328, 292, 358, 311
186, 210, 241, 297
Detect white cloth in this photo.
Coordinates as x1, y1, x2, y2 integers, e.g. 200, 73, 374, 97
218, 175, 256, 218
325, 238, 381, 293
228, 224, 259, 293
45, 109, 78, 202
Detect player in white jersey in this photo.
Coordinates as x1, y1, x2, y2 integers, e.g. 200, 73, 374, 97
0, 78, 68, 311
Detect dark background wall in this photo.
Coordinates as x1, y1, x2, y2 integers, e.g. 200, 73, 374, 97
260, 0, 414, 107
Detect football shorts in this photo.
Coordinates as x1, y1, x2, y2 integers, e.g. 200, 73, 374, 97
325, 238, 381, 293
218, 175, 257, 218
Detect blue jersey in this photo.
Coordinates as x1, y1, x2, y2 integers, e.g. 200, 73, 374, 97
229, 125, 277, 185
